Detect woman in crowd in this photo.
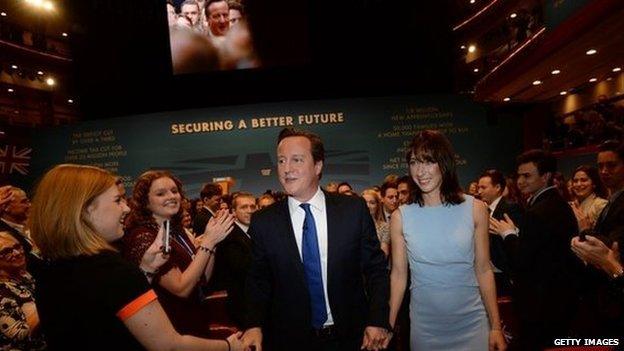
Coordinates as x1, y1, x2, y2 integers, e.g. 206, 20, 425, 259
569, 165, 609, 231
123, 170, 234, 338
29, 164, 243, 350
388, 130, 506, 351
0, 232, 45, 350
361, 188, 390, 257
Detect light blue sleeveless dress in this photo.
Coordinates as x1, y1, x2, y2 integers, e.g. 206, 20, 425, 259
399, 195, 488, 350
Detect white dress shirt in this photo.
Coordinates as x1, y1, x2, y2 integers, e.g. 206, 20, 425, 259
287, 187, 334, 326
489, 196, 503, 217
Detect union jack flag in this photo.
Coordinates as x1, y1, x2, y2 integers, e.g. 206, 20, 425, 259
0, 145, 32, 175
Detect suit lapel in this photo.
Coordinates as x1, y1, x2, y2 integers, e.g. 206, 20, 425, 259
277, 200, 307, 285
324, 192, 339, 305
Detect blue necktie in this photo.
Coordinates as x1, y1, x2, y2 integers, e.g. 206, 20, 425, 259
300, 203, 328, 329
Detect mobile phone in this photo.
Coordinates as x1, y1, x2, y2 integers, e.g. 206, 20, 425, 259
163, 220, 171, 254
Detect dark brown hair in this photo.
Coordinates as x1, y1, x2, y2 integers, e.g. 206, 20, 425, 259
405, 130, 464, 206
277, 127, 325, 164
125, 170, 186, 229
573, 165, 608, 199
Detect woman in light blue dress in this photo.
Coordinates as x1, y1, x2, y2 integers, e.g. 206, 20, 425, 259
388, 130, 506, 351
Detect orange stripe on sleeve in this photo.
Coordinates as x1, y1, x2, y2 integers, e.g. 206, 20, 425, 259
116, 289, 157, 321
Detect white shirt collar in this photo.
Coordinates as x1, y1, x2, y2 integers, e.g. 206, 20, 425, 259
288, 187, 326, 214
1, 218, 24, 233
235, 220, 249, 235
489, 195, 503, 214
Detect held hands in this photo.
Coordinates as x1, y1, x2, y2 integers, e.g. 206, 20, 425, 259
241, 327, 262, 351
489, 329, 507, 351
488, 214, 516, 236
361, 326, 390, 351
139, 224, 170, 274
226, 332, 246, 351
201, 209, 235, 248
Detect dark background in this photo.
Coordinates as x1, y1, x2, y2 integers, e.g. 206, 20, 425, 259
66, 0, 454, 120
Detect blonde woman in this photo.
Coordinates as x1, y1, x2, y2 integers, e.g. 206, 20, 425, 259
361, 188, 390, 257
29, 164, 243, 351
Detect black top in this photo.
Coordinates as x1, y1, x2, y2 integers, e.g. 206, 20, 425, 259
33, 251, 152, 351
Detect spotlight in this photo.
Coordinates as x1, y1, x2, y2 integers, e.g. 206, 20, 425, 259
7, 88, 14, 93
62, 32, 68, 37
460, 45, 466, 50
68, 99, 74, 104
589, 78, 597, 83
46, 77, 56, 86
1, 12, 7, 16
613, 67, 622, 72
551, 69, 561, 75
532, 80, 542, 85
37, 71, 44, 75
468, 44, 476, 53
586, 49, 597, 55
510, 13, 517, 19
473, 68, 479, 73
560, 91, 567, 95
504, 97, 510, 102
11, 64, 18, 69
470, 0, 475, 4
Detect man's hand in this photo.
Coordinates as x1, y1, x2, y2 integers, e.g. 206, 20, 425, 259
571, 235, 621, 274
489, 214, 516, 236
241, 327, 262, 351
361, 326, 389, 350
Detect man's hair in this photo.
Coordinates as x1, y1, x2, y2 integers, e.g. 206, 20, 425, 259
480, 169, 506, 193
516, 149, 557, 176
181, 0, 200, 10
598, 139, 624, 161
29, 164, 118, 260
227, 0, 244, 15
206, 0, 228, 15
232, 191, 255, 209
200, 183, 223, 200
380, 181, 398, 197
277, 127, 325, 164
337, 182, 352, 190
397, 175, 411, 187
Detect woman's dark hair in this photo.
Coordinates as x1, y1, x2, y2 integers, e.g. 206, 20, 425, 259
573, 165, 608, 199
405, 130, 464, 206
125, 170, 186, 229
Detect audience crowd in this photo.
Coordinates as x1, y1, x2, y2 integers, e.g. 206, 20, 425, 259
1, 130, 623, 350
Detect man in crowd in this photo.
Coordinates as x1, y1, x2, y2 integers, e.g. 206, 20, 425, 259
242, 128, 390, 351
206, 0, 230, 41
490, 150, 582, 349
571, 140, 624, 337
180, 0, 205, 33
0, 186, 41, 273
380, 181, 398, 222
228, 1, 244, 26
213, 192, 256, 327
193, 182, 222, 234
396, 176, 412, 206
337, 182, 354, 196
478, 169, 523, 295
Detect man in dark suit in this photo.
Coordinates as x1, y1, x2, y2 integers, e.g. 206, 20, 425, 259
490, 150, 582, 350
242, 128, 390, 351
0, 186, 42, 274
478, 169, 523, 296
213, 192, 256, 328
192, 182, 222, 235
571, 140, 624, 337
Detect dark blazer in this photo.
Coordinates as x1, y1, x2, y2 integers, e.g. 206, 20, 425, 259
0, 220, 42, 274
580, 189, 624, 337
192, 207, 213, 236
502, 187, 583, 349
214, 222, 253, 327
490, 197, 523, 278
245, 192, 390, 351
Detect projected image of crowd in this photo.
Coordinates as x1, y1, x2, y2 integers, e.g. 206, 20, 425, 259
167, 0, 259, 74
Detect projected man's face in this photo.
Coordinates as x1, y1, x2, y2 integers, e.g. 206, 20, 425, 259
181, 3, 200, 26
207, 1, 230, 36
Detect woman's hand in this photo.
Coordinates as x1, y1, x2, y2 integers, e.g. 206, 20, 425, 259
489, 329, 507, 351
570, 201, 593, 231
200, 209, 235, 249
227, 332, 245, 351
140, 224, 170, 274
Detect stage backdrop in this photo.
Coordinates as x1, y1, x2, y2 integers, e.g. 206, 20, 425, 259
29, 95, 523, 197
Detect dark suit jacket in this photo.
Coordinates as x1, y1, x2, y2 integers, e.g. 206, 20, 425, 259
490, 198, 523, 278
0, 220, 42, 275
502, 188, 583, 348
214, 222, 252, 328
192, 207, 213, 236
245, 192, 390, 351
580, 189, 624, 337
